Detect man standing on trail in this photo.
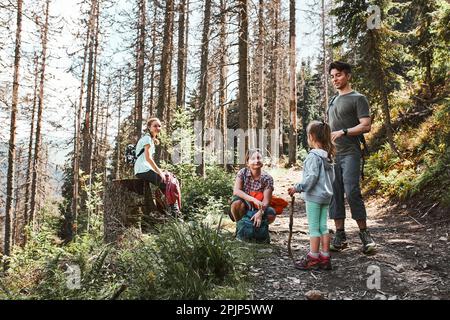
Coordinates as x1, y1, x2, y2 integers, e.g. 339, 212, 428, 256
327, 61, 376, 254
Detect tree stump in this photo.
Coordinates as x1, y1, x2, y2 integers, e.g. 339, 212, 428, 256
103, 179, 164, 243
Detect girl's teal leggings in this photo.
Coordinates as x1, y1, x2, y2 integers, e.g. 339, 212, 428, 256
305, 201, 329, 237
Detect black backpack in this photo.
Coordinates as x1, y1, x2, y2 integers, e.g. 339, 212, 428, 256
125, 143, 145, 165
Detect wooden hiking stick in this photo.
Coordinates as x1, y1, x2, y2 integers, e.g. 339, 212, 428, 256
287, 195, 295, 260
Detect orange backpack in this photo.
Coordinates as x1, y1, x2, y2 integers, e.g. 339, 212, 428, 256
249, 191, 288, 224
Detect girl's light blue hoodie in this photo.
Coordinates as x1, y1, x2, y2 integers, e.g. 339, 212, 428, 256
295, 149, 335, 204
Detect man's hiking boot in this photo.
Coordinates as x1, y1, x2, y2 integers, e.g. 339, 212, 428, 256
359, 229, 376, 255
330, 230, 348, 252
319, 254, 332, 270
294, 253, 320, 271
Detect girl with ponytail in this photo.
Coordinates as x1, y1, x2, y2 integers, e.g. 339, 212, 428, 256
287, 120, 336, 271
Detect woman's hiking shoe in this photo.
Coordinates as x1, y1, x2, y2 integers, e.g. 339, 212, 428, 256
359, 230, 376, 255
319, 254, 332, 270
294, 254, 320, 270
330, 230, 348, 252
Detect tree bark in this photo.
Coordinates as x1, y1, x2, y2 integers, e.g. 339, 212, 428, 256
136, 0, 146, 137
29, 0, 50, 230
90, 0, 100, 175
81, 0, 98, 177
148, 4, 158, 117
238, 0, 249, 155
116, 71, 122, 180
176, 0, 188, 108
4, 0, 23, 262
268, 0, 280, 161
12, 145, 25, 247
219, 0, 228, 169
156, 0, 174, 120
23, 53, 38, 245
177, 0, 189, 107
288, 0, 297, 166
197, 0, 212, 177
256, 0, 265, 136
321, 0, 329, 117
371, 31, 402, 158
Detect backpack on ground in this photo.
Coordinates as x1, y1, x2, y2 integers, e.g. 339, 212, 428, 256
236, 210, 270, 243
164, 171, 182, 209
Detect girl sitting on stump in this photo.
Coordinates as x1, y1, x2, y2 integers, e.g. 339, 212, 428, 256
134, 117, 180, 216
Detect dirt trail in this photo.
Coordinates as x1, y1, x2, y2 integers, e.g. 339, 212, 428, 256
247, 168, 449, 300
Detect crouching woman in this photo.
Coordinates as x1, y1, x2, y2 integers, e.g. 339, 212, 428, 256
230, 149, 276, 228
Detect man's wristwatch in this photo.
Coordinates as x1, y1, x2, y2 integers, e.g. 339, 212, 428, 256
342, 128, 348, 136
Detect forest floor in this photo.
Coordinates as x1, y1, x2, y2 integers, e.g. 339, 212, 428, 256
245, 167, 450, 300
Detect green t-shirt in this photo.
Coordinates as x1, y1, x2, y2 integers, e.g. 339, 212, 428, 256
134, 134, 156, 175
328, 91, 370, 155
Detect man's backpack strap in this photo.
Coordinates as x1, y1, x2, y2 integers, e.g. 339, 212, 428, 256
325, 94, 338, 122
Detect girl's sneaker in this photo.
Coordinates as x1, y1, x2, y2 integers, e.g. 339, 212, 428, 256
319, 253, 332, 270
294, 253, 320, 270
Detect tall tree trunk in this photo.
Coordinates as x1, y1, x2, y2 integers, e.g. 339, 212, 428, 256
219, 0, 228, 169
116, 70, 122, 179
380, 84, 401, 158
81, 0, 98, 177
238, 0, 249, 156
90, 0, 100, 175
166, 14, 174, 131
176, 0, 188, 108
155, 0, 174, 165
321, 0, 329, 116
93, 66, 101, 174
148, 4, 157, 117
256, 0, 265, 136
23, 53, 38, 245
183, 0, 190, 101
4, 0, 23, 263
197, 0, 212, 177
288, 0, 297, 166
268, 0, 280, 162
156, 0, 174, 120
70, 8, 93, 240
136, 0, 146, 137
12, 146, 23, 248
30, 0, 50, 230
103, 83, 110, 185
371, 31, 401, 158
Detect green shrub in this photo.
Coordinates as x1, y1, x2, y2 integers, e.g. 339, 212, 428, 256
180, 166, 234, 218
153, 221, 236, 299
365, 102, 450, 204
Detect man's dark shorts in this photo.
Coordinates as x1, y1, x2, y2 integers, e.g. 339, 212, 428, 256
329, 153, 367, 220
